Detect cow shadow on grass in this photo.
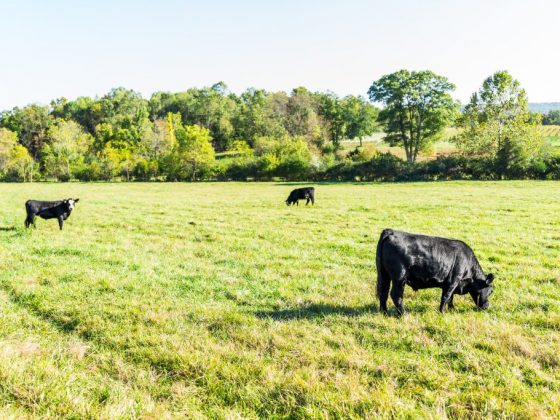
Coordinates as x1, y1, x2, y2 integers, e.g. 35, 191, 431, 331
0, 226, 17, 231
253, 303, 379, 320
253, 301, 482, 320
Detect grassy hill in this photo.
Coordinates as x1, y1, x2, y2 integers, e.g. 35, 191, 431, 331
0, 182, 559, 417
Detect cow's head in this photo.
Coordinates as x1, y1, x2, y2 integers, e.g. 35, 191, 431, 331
469, 273, 494, 309
65, 198, 79, 211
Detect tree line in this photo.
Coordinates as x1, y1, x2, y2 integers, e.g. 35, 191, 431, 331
0, 71, 558, 182
0, 83, 378, 181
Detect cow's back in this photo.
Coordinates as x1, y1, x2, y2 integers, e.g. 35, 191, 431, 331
26, 200, 63, 213
379, 229, 479, 278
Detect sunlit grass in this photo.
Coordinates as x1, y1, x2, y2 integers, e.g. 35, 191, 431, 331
0, 181, 558, 417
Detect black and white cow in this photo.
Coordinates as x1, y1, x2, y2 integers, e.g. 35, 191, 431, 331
286, 187, 315, 206
376, 229, 494, 315
25, 199, 80, 230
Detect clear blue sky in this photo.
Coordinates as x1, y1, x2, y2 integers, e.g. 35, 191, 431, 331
1, 0, 559, 110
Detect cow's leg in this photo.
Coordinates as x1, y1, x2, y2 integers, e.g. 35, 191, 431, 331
448, 294, 455, 310
305, 197, 310, 205
296, 200, 299, 206
377, 267, 391, 314
57, 216, 64, 230
439, 283, 458, 313
25, 213, 36, 228
390, 272, 407, 316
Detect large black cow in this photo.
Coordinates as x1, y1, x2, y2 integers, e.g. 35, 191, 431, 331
286, 187, 315, 206
376, 229, 494, 315
25, 199, 79, 230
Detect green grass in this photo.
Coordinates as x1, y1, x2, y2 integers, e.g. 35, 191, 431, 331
0, 182, 559, 418
541, 125, 560, 148
346, 125, 560, 158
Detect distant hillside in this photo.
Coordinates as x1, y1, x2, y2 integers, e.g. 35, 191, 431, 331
529, 103, 560, 113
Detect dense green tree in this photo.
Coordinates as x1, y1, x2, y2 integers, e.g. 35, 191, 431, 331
51, 96, 98, 135
139, 114, 177, 161
0, 105, 53, 160
0, 127, 36, 181
148, 92, 181, 120
170, 83, 237, 152
254, 135, 312, 179
0, 128, 18, 173
542, 110, 560, 125
285, 87, 322, 144
8, 145, 36, 181
368, 70, 456, 163
43, 120, 93, 180
95, 88, 151, 150
318, 92, 347, 151
343, 96, 380, 146
233, 88, 287, 145
454, 71, 542, 176
175, 124, 215, 181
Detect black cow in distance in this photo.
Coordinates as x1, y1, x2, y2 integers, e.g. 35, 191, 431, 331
286, 187, 315, 206
25, 199, 80, 230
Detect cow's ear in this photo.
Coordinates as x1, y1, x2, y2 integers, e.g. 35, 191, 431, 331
75, 198, 79, 203
486, 273, 494, 284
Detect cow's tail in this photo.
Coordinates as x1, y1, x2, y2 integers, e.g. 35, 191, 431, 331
376, 229, 394, 299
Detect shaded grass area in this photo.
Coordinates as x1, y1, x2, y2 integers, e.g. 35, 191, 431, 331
0, 182, 559, 417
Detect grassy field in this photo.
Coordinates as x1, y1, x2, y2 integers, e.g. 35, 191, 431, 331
0, 182, 559, 418
345, 125, 560, 159
542, 125, 560, 148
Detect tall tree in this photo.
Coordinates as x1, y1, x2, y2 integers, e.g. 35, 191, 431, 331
176, 124, 215, 181
0, 128, 18, 175
318, 92, 347, 151
0, 105, 53, 160
454, 71, 542, 175
286, 87, 322, 142
43, 120, 93, 180
139, 114, 177, 161
172, 82, 237, 152
343, 96, 380, 147
51, 96, 98, 135
233, 88, 287, 145
368, 70, 456, 163
95, 87, 151, 149
542, 110, 560, 125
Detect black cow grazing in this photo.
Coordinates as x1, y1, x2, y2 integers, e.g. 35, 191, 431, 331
376, 229, 494, 315
286, 187, 315, 206
25, 199, 79, 230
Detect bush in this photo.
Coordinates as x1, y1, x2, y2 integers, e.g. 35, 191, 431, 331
74, 161, 102, 181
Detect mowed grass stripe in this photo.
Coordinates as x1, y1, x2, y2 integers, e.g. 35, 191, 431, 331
0, 182, 559, 418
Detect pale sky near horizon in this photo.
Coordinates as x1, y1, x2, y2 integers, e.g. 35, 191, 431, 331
1, 0, 559, 110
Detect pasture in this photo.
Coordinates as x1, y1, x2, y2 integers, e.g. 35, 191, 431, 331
0, 182, 559, 418
344, 125, 560, 160
542, 125, 560, 148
